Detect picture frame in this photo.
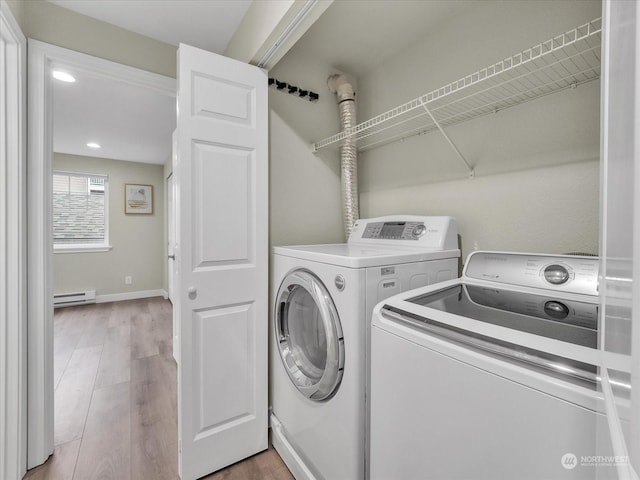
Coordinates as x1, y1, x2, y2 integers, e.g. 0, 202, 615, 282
125, 183, 153, 214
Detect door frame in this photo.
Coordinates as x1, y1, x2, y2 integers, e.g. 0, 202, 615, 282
167, 171, 179, 362
167, 171, 175, 304
0, 2, 27, 479
27, 40, 176, 468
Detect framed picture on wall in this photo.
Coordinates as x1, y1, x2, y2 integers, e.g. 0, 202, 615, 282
125, 183, 153, 214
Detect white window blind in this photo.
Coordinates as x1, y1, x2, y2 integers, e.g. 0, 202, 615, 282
53, 171, 109, 248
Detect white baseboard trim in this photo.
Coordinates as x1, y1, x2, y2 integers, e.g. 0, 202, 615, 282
96, 289, 167, 304
270, 413, 316, 480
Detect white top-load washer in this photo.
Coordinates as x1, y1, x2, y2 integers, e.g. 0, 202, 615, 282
371, 251, 626, 480
270, 215, 460, 480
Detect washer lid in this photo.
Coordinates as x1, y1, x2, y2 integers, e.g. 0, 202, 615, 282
376, 279, 603, 389
273, 244, 460, 268
407, 283, 598, 348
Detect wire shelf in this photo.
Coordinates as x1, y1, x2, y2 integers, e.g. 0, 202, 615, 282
312, 18, 602, 153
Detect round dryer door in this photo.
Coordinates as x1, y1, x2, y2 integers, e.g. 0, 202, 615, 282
275, 269, 345, 401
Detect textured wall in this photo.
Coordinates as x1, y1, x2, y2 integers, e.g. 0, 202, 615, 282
361, 160, 600, 260
357, 0, 602, 262
5, 0, 25, 31
22, 0, 176, 78
225, 0, 295, 63
53, 153, 165, 296
268, 47, 347, 247
269, 110, 344, 248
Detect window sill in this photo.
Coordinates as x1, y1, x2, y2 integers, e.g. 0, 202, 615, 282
54, 245, 112, 254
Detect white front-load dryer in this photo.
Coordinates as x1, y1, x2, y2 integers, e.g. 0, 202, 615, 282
270, 216, 460, 480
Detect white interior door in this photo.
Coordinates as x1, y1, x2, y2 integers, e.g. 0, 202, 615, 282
175, 43, 268, 480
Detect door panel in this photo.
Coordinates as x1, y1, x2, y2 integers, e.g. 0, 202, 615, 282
192, 302, 255, 435
176, 43, 267, 480
192, 74, 254, 125
192, 142, 253, 266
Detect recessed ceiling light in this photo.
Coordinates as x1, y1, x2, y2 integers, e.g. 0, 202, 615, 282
52, 70, 76, 83
86, 142, 101, 149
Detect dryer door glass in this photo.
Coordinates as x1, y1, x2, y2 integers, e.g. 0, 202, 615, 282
275, 269, 345, 401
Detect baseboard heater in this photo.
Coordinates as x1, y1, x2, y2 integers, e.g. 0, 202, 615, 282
53, 290, 96, 308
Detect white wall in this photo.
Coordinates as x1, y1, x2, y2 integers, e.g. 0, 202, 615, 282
5, 0, 25, 31
361, 160, 600, 257
357, 0, 602, 260
270, 0, 601, 259
225, 0, 333, 69
268, 46, 346, 246
20, 0, 176, 77
53, 153, 165, 296
269, 109, 343, 247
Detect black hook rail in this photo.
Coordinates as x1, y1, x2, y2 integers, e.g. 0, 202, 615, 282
268, 77, 319, 102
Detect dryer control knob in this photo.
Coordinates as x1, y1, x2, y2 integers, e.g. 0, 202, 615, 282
412, 224, 426, 238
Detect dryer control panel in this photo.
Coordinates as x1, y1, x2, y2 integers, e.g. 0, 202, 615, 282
362, 221, 426, 240
349, 215, 459, 251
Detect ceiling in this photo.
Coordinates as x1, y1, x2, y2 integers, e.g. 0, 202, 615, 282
286, 0, 479, 78
48, 0, 251, 54
52, 69, 176, 165
49, 0, 252, 165
48, 0, 477, 165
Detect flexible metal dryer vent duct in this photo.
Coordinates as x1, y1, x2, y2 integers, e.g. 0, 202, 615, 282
328, 74, 359, 239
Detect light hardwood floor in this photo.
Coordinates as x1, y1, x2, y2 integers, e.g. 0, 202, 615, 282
24, 297, 293, 480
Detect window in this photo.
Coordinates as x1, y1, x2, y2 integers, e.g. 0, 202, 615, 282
53, 171, 110, 252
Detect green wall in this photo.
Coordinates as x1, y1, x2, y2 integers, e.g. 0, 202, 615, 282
53, 153, 165, 297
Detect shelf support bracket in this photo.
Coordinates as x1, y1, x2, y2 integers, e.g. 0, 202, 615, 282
419, 99, 474, 178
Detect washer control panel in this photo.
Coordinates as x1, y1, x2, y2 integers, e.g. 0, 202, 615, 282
464, 251, 599, 296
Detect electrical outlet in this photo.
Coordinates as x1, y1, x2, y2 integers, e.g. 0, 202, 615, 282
125, 276, 132, 285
